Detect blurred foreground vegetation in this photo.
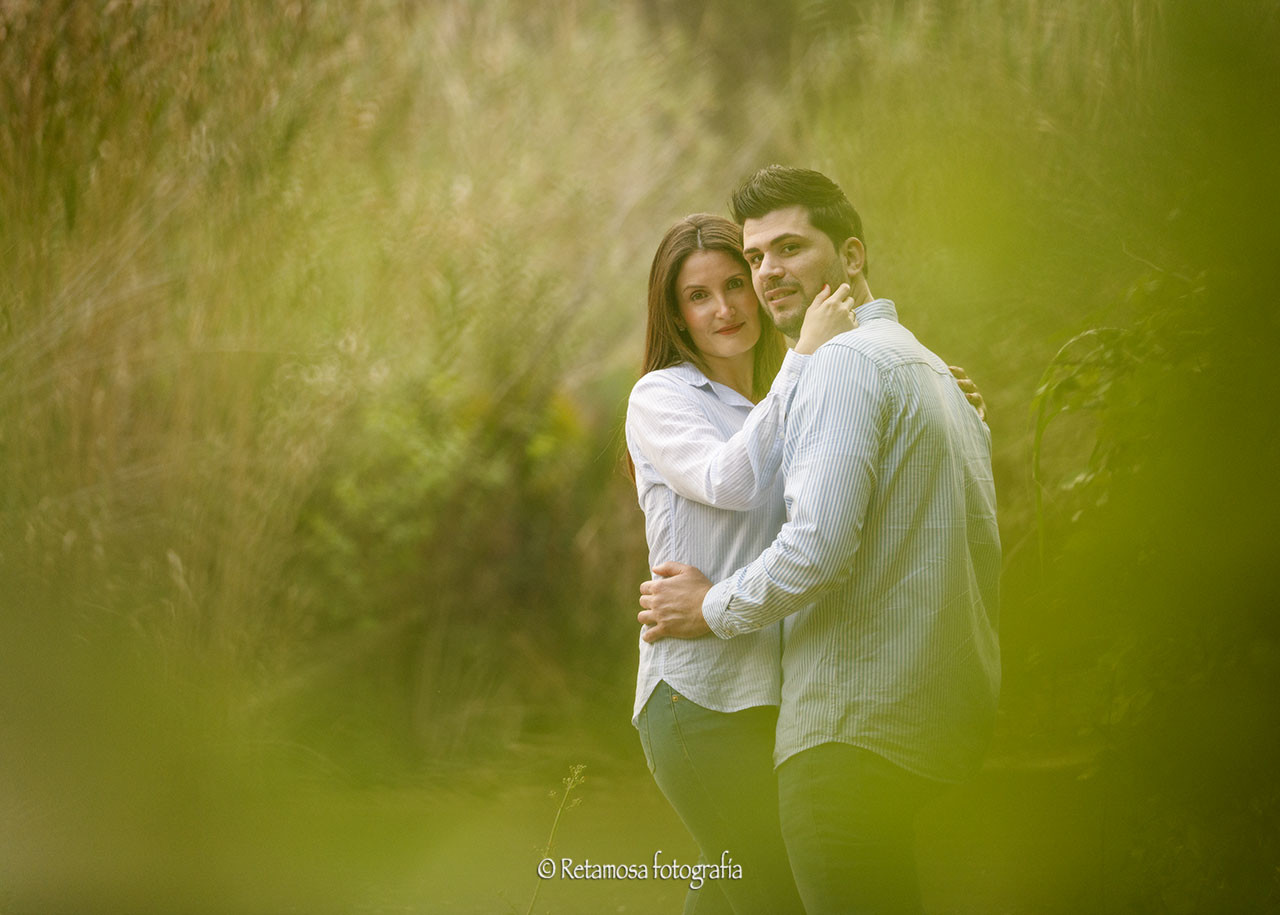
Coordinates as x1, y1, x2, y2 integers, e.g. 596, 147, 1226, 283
3, 0, 1278, 911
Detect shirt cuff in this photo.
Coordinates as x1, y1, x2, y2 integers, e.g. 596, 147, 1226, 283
703, 577, 761, 639
702, 580, 734, 639
778, 347, 809, 381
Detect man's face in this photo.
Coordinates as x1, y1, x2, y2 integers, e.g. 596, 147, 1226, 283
741, 205, 848, 339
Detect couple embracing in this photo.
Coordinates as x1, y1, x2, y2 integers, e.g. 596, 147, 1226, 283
625, 166, 1001, 914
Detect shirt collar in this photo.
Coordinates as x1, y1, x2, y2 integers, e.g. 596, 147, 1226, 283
668, 361, 754, 408
852, 297, 898, 324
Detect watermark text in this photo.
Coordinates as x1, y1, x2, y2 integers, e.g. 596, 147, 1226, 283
536, 850, 741, 889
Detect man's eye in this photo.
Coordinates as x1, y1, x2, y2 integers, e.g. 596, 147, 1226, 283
782, 244, 800, 254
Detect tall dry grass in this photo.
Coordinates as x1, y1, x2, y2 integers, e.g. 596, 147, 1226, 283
1, 0, 759, 751
0, 2, 789, 908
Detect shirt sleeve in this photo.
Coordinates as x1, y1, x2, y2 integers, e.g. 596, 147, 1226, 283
702, 342, 887, 636
625, 349, 809, 511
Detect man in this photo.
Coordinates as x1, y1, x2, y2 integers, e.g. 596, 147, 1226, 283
637, 166, 1001, 913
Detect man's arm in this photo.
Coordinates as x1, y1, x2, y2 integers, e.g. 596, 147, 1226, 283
637, 561, 713, 641
638, 342, 887, 641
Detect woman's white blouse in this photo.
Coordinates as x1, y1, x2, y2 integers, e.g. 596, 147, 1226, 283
625, 349, 809, 723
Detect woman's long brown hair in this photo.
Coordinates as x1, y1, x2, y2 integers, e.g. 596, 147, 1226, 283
641, 213, 785, 400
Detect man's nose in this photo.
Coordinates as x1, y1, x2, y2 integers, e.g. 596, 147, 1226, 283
758, 253, 783, 279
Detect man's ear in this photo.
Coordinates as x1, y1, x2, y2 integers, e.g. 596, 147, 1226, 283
840, 237, 866, 279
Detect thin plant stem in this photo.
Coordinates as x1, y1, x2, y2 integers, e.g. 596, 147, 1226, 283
525, 764, 585, 915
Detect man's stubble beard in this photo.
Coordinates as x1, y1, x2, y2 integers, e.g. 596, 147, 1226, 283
766, 288, 811, 340
775, 308, 805, 340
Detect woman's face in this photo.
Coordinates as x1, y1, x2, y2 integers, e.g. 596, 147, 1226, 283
674, 249, 762, 363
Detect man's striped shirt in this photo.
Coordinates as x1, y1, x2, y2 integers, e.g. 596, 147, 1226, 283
703, 300, 1001, 781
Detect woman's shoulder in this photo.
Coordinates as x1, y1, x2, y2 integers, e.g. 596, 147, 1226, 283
626, 365, 715, 434
628, 363, 707, 402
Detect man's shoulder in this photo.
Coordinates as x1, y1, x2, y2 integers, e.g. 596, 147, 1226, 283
795, 335, 892, 412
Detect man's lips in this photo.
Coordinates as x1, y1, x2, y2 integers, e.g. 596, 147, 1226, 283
716, 322, 746, 335
765, 286, 800, 303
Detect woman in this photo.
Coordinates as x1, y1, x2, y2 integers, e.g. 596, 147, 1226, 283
624, 213, 857, 914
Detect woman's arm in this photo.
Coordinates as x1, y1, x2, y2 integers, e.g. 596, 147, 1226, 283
635, 344, 886, 641
625, 352, 806, 510
626, 285, 858, 510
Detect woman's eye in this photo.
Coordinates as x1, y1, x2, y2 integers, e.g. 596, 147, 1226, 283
727, 277, 744, 289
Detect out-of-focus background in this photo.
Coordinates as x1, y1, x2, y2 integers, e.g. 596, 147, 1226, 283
3, 1, 1278, 912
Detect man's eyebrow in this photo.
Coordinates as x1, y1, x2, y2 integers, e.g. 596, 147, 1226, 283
742, 232, 803, 254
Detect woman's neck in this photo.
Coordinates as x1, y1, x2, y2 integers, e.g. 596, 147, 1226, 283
700, 351, 756, 402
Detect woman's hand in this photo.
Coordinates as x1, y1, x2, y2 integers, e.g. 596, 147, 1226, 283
794, 283, 858, 355
948, 365, 987, 422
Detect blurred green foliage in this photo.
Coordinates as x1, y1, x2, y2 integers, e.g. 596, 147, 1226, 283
2, 0, 1278, 910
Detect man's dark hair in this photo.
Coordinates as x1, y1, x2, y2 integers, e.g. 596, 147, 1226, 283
730, 165, 868, 275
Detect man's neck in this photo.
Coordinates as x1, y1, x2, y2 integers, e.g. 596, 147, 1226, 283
851, 278, 874, 309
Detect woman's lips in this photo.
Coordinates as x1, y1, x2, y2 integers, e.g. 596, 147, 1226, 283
716, 323, 745, 335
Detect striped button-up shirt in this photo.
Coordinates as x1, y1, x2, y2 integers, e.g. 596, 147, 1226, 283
626, 349, 810, 724
703, 300, 1001, 782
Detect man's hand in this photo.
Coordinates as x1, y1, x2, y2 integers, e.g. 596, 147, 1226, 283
948, 365, 987, 422
637, 562, 714, 643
